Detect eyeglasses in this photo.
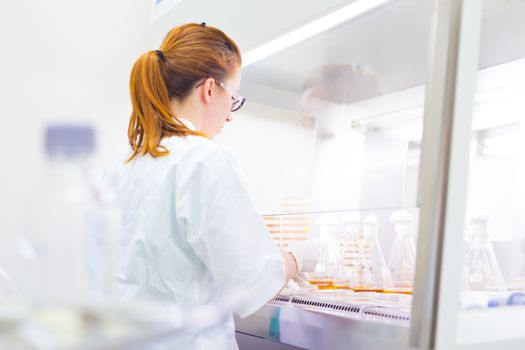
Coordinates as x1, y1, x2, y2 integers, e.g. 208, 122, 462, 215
218, 82, 246, 112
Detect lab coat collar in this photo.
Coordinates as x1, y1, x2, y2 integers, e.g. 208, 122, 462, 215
179, 117, 197, 131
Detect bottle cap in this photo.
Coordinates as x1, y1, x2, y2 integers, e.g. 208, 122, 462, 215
45, 124, 95, 157
390, 210, 413, 239
487, 299, 500, 308
340, 213, 360, 238
506, 292, 525, 306
389, 210, 413, 223
363, 215, 378, 240
467, 209, 490, 238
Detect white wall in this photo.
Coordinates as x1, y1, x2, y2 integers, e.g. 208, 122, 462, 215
0, 1, 151, 274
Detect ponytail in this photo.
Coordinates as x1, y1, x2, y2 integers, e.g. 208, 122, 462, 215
127, 50, 206, 162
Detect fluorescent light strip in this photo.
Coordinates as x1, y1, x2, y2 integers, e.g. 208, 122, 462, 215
242, 0, 394, 68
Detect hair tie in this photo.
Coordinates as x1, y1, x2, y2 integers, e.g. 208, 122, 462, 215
155, 49, 165, 62
200, 22, 206, 27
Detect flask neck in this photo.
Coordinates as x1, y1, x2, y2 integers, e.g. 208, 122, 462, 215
344, 224, 360, 240
319, 226, 336, 241
469, 223, 489, 239
363, 223, 377, 240
394, 222, 412, 240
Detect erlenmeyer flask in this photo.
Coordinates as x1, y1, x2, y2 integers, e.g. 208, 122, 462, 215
462, 211, 506, 292
332, 213, 360, 289
353, 215, 391, 292
309, 215, 339, 289
387, 210, 416, 294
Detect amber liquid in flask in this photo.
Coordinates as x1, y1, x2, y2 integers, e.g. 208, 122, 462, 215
309, 215, 339, 289
332, 213, 361, 290
351, 215, 392, 293
388, 210, 416, 294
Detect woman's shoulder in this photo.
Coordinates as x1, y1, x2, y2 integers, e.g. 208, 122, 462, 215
165, 135, 235, 162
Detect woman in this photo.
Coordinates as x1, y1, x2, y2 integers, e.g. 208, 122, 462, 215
105, 23, 316, 349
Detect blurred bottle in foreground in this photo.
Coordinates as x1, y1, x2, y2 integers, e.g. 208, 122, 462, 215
17, 124, 120, 307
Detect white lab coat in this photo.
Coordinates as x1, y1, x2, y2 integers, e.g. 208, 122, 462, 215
104, 120, 285, 350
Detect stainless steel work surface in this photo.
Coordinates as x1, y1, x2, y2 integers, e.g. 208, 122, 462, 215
235, 297, 410, 350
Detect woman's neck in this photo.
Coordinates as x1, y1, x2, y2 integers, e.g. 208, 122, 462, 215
169, 97, 203, 131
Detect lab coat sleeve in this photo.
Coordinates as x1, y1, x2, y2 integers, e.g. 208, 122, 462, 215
184, 146, 285, 318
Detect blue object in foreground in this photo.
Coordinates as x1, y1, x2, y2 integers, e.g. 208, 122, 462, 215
506, 292, 525, 306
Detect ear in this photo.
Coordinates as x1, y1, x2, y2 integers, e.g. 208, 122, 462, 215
200, 77, 216, 104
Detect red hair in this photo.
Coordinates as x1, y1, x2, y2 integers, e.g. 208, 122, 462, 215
127, 23, 241, 161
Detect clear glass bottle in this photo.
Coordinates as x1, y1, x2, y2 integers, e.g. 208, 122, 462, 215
387, 210, 416, 294
18, 124, 119, 306
462, 211, 506, 292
